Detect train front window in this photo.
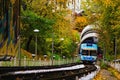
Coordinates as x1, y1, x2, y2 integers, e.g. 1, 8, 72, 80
82, 50, 88, 55
90, 50, 97, 56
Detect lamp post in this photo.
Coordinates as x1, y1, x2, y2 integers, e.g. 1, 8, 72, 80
33, 29, 39, 59
114, 37, 117, 67
18, 0, 21, 66
18, 35, 21, 66
44, 55, 47, 61
62, 55, 66, 64
51, 32, 54, 65
60, 38, 64, 58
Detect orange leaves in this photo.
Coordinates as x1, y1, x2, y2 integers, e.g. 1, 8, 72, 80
75, 17, 87, 23
75, 16, 88, 32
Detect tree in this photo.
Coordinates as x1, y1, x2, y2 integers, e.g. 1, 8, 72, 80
21, 9, 54, 55
74, 16, 88, 32
21, 0, 80, 59
81, 0, 120, 58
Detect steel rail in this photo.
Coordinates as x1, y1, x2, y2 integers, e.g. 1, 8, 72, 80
0, 63, 97, 80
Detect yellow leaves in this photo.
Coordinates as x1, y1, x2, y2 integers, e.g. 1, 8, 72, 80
102, 0, 113, 7
71, 30, 79, 41
93, 72, 103, 80
64, 13, 72, 21
93, 0, 115, 7
56, 0, 66, 2
108, 68, 120, 80
53, 16, 72, 38
10, 0, 16, 4
94, 68, 120, 80
32, 0, 44, 10
93, 0, 98, 2
75, 17, 87, 23
71, 30, 78, 37
75, 16, 88, 32
31, 0, 54, 18
103, 0, 111, 5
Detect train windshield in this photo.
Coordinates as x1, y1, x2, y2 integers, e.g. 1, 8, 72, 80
82, 50, 97, 56
90, 50, 97, 56
82, 50, 88, 55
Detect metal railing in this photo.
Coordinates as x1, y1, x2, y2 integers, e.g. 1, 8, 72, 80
109, 60, 120, 72
0, 57, 80, 67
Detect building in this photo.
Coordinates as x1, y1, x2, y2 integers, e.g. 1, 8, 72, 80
67, 0, 81, 13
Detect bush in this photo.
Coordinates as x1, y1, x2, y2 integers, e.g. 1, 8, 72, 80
100, 61, 108, 69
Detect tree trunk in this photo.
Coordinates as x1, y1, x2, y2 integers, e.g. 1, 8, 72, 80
26, 35, 33, 51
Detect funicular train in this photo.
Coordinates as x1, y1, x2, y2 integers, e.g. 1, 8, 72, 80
79, 25, 100, 63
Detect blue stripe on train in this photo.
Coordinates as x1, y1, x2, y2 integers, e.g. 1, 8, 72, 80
81, 55, 97, 61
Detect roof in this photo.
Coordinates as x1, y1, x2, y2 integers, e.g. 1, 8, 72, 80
81, 25, 94, 39
80, 33, 98, 43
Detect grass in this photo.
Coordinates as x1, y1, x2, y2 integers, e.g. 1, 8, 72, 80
99, 61, 108, 69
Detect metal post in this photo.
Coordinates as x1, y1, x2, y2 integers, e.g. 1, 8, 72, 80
35, 34, 37, 59
114, 37, 117, 67
18, 35, 21, 66
115, 37, 117, 61
33, 29, 39, 60
60, 38, 64, 58
51, 32, 54, 65
75, 76, 79, 80
18, 0, 21, 66
74, 0, 75, 12
103, 41, 105, 62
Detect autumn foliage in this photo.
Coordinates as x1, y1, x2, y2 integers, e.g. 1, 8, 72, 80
74, 16, 88, 32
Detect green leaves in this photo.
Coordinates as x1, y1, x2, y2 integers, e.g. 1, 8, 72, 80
81, 0, 120, 56
21, 10, 54, 36
21, 9, 55, 55
20, 0, 80, 58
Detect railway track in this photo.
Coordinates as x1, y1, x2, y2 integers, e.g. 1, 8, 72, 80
0, 63, 97, 80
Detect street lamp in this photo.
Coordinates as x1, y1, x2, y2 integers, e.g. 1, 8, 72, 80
33, 29, 39, 59
32, 54, 36, 59
60, 38, 64, 41
51, 32, 54, 65
44, 55, 47, 61
62, 55, 66, 64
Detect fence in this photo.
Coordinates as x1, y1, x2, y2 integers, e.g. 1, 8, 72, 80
109, 60, 120, 72
0, 56, 80, 67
